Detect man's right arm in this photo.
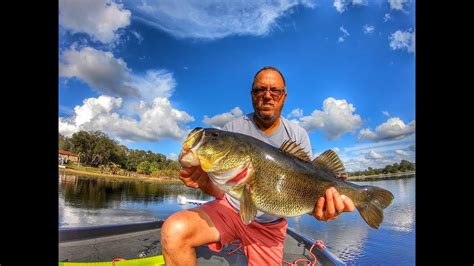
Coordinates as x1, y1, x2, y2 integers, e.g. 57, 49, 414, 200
179, 120, 233, 198
179, 166, 224, 199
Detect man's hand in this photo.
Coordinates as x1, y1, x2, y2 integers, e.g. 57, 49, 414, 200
312, 187, 355, 221
179, 166, 209, 189
179, 166, 224, 198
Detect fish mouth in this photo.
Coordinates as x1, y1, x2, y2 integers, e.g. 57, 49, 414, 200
183, 127, 204, 150
178, 127, 205, 167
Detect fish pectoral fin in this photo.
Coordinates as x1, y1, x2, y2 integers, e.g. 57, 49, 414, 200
239, 184, 257, 225
312, 149, 346, 176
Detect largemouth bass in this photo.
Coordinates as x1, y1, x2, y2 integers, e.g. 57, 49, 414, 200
179, 127, 394, 229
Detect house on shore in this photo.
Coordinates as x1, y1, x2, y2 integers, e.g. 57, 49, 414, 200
59, 149, 79, 165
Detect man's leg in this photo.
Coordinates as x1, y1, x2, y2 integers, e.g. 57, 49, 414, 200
240, 219, 288, 266
161, 208, 220, 266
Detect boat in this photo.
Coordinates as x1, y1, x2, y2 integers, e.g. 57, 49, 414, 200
59, 197, 346, 265
59, 220, 347, 265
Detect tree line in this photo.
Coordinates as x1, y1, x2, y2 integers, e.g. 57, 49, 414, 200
349, 160, 415, 176
59, 131, 180, 174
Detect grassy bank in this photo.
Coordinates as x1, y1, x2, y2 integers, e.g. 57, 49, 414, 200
59, 164, 181, 184
347, 171, 415, 181
59, 163, 414, 183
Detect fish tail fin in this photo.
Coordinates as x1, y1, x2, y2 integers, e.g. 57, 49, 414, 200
356, 186, 394, 229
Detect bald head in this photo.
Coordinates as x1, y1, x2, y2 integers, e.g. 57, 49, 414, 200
251, 66, 286, 90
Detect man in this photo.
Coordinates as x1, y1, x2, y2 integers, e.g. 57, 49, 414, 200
161, 66, 355, 266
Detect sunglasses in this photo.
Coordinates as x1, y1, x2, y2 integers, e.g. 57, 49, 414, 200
251, 87, 286, 99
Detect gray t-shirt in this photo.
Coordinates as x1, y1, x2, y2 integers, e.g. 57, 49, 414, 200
222, 112, 313, 223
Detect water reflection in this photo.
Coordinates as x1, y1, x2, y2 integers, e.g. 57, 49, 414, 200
60, 175, 209, 208
358, 178, 416, 233
288, 211, 370, 262
58, 174, 211, 226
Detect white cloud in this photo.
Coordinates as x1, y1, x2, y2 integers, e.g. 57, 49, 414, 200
384, 13, 392, 22
382, 111, 390, 117
395, 149, 409, 156
389, 29, 415, 53
129, 70, 176, 100
388, 0, 407, 10
338, 26, 350, 42
60, 47, 137, 97
341, 156, 366, 170
294, 97, 363, 140
351, 0, 368, 5
363, 24, 374, 34
203, 107, 243, 129
341, 155, 384, 172
124, 0, 315, 40
343, 152, 408, 172
336, 136, 415, 172
334, 0, 367, 13
131, 31, 144, 43
59, 96, 194, 142
334, 0, 346, 13
287, 108, 303, 118
366, 150, 383, 159
358, 117, 415, 142
59, 118, 80, 137
59, 0, 131, 44
340, 26, 350, 36
59, 46, 175, 99
168, 153, 178, 161
344, 135, 414, 154
332, 147, 341, 153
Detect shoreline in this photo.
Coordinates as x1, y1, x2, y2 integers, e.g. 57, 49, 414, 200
59, 167, 415, 183
59, 168, 182, 184
347, 171, 415, 181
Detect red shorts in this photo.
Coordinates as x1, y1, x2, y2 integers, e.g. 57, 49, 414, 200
200, 195, 288, 266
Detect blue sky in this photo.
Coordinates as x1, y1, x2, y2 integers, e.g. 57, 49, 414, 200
58, 0, 415, 172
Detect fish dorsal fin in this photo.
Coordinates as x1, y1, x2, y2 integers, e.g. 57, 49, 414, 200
312, 149, 346, 175
279, 139, 312, 162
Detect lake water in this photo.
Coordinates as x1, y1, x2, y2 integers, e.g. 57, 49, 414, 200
59, 174, 415, 265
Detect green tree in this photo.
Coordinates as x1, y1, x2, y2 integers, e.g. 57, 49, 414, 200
68, 131, 119, 166
137, 161, 151, 174
149, 161, 160, 173
366, 167, 374, 175
110, 144, 128, 168
400, 160, 414, 171
64, 129, 181, 174
59, 134, 72, 151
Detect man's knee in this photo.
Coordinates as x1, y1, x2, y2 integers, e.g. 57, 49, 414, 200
161, 211, 193, 250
